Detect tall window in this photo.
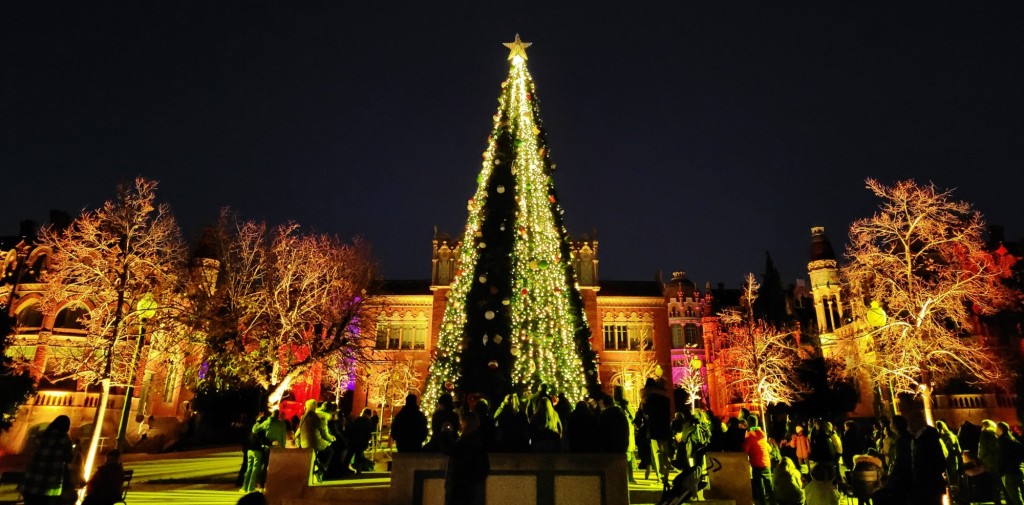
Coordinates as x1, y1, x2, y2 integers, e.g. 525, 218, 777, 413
601, 313, 654, 351
671, 326, 684, 349
163, 360, 179, 401
375, 315, 429, 350
684, 324, 702, 347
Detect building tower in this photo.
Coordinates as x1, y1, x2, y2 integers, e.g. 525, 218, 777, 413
808, 227, 844, 350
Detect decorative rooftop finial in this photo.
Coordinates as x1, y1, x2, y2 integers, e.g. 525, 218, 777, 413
503, 33, 532, 61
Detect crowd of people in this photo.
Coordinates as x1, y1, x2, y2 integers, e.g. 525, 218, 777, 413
235, 397, 382, 492
376, 380, 1024, 505
708, 409, 1024, 505
17, 393, 1024, 505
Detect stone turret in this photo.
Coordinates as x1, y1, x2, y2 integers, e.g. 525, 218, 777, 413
807, 227, 843, 334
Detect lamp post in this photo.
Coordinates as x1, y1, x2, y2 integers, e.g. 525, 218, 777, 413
115, 293, 157, 449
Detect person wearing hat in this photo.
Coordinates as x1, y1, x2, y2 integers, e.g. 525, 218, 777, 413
391, 393, 429, 453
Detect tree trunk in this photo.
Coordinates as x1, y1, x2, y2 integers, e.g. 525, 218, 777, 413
920, 367, 935, 426
267, 367, 307, 407
82, 378, 111, 486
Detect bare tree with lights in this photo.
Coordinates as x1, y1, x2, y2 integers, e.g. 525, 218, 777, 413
197, 212, 377, 406
840, 179, 1018, 424
608, 330, 660, 407
718, 273, 803, 425
676, 363, 704, 409
37, 177, 187, 479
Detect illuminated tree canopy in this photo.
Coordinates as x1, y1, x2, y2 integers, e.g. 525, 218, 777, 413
38, 177, 188, 385
718, 273, 803, 414
423, 37, 596, 409
195, 211, 377, 404
841, 179, 1019, 404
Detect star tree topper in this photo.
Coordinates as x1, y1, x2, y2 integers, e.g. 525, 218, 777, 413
504, 33, 532, 61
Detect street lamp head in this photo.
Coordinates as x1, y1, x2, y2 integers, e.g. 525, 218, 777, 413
137, 293, 158, 320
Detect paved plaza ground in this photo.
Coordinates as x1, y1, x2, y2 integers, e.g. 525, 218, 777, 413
0, 447, 688, 505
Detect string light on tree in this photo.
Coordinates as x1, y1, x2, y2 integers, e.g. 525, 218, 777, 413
423, 35, 596, 411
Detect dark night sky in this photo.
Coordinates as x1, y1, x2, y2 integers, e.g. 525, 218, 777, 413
3, 2, 1023, 287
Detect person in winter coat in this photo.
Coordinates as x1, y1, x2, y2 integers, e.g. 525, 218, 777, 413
958, 420, 981, 456
444, 411, 489, 505
23, 415, 74, 505
612, 386, 637, 482
494, 393, 529, 452
978, 419, 1005, 503
634, 405, 654, 478
725, 417, 746, 452
641, 378, 672, 489
935, 421, 962, 486
347, 409, 375, 472
391, 394, 428, 453
875, 416, 912, 505
792, 425, 811, 470
567, 400, 600, 453
427, 393, 460, 452
773, 456, 804, 505
996, 422, 1024, 505
528, 397, 562, 453
82, 450, 124, 505
743, 415, 775, 505
597, 395, 632, 484
242, 410, 276, 492
908, 411, 947, 505
810, 420, 841, 486
296, 400, 334, 480
841, 421, 866, 475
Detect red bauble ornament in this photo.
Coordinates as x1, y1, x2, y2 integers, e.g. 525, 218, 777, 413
521, 288, 529, 295
549, 195, 556, 203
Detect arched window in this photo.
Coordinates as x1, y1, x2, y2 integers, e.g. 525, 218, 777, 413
53, 305, 89, 331
16, 304, 44, 329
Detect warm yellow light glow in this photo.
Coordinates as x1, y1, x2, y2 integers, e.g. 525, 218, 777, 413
503, 33, 532, 61
422, 38, 589, 411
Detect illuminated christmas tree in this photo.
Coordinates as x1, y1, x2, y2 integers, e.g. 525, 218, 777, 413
423, 35, 596, 408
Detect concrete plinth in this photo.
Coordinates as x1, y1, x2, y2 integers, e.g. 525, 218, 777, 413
704, 452, 753, 505
389, 452, 628, 505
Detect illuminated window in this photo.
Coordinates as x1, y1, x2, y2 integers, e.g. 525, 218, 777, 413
375, 315, 429, 350
602, 322, 653, 351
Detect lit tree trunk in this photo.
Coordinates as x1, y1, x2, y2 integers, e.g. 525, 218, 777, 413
920, 369, 935, 426
82, 378, 110, 489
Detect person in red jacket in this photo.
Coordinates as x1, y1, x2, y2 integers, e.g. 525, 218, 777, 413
742, 415, 775, 505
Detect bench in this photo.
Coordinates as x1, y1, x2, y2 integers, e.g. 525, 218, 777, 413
115, 470, 134, 505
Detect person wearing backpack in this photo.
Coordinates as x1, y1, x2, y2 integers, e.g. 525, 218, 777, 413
809, 420, 839, 484
242, 410, 277, 493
